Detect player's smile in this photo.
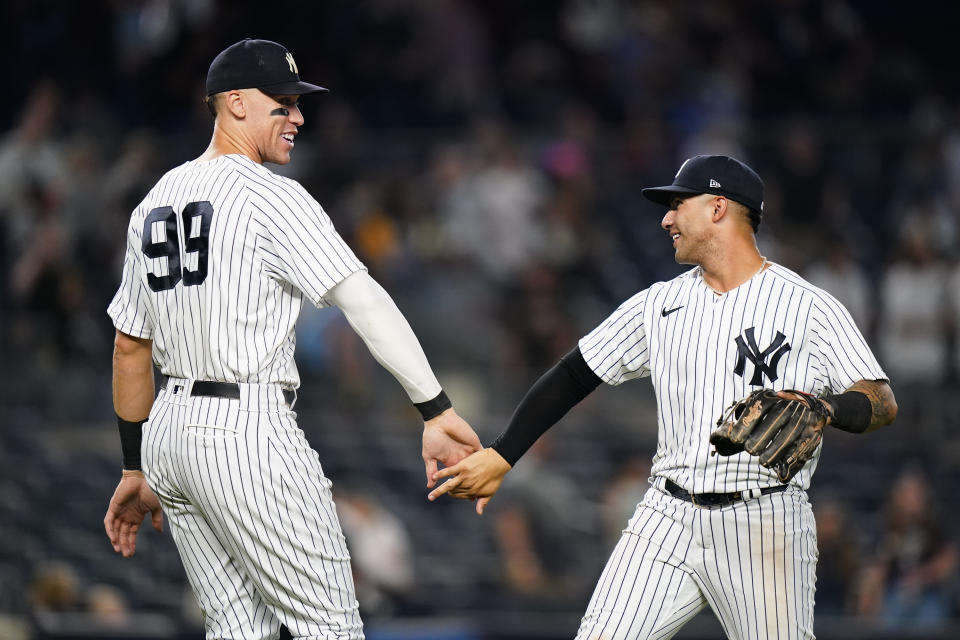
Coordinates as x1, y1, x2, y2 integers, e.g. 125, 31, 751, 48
664, 223, 683, 252
661, 196, 691, 255
261, 94, 303, 163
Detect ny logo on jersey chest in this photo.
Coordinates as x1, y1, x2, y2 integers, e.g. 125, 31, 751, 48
734, 327, 791, 385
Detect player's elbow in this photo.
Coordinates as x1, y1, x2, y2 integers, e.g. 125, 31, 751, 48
883, 390, 898, 426
869, 383, 898, 431
114, 330, 153, 362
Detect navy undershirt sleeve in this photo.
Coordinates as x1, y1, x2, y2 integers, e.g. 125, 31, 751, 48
490, 346, 602, 466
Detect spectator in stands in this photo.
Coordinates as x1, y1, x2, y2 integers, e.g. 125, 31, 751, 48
85, 583, 130, 628
29, 563, 80, 613
0, 80, 67, 252
813, 498, 863, 617
439, 119, 549, 284
856, 467, 958, 629
489, 436, 597, 609
875, 219, 951, 436
876, 216, 951, 385
803, 237, 873, 335
335, 486, 416, 618
497, 262, 579, 374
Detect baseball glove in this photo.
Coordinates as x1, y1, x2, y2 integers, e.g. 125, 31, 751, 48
709, 389, 830, 482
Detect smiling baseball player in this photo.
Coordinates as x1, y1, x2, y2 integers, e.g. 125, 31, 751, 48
103, 38, 481, 640
431, 155, 898, 639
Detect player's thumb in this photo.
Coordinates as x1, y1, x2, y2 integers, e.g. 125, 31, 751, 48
152, 509, 164, 533
424, 459, 438, 488
476, 496, 492, 516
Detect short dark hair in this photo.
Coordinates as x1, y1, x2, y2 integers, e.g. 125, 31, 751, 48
746, 206, 761, 233
205, 94, 219, 118
729, 199, 761, 233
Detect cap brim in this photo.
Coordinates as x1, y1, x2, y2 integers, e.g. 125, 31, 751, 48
641, 185, 703, 208
259, 80, 329, 96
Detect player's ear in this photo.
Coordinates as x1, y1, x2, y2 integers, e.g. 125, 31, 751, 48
712, 196, 727, 221
223, 90, 246, 119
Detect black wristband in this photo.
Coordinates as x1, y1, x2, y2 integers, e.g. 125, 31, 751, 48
822, 391, 872, 433
117, 416, 146, 470
415, 390, 452, 421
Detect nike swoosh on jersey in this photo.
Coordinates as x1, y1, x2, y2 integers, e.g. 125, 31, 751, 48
661, 306, 684, 317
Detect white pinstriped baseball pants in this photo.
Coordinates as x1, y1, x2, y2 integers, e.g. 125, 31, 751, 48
576, 481, 817, 640
142, 379, 364, 640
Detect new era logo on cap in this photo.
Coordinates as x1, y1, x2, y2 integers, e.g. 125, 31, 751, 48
641, 155, 765, 214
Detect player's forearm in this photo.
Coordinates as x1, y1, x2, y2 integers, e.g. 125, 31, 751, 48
491, 346, 602, 466
113, 331, 155, 421
112, 331, 154, 472
842, 379, 897, 432
327, 271, 443, 405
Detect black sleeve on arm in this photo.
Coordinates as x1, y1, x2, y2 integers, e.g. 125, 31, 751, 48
490, 346, 603, 466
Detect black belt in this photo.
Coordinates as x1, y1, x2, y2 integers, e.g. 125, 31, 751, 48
664, 478, 787, 508
190, 380, 295, 407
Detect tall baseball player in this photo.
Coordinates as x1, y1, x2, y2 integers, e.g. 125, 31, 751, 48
102, 39, 482, 640
431, 155, 898, 639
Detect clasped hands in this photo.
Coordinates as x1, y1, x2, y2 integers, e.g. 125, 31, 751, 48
427, 448, 512, 515
421, 408, 511, 514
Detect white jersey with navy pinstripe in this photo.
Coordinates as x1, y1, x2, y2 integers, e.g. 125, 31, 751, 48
574, 262, 887, 640
108, 153, 364, 387
107, 153, 366, 638
579, 262, 886, 493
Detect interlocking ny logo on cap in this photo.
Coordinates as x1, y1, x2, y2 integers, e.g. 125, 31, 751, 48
710, 179, 721, 188
285, 52, 298, 74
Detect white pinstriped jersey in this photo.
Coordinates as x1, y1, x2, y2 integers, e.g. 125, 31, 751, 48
579, 263, 887, 493
108, 154, 364, 388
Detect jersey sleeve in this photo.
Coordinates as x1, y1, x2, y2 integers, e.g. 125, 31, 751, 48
107, 218, 155, 339
809, 289, 887, 391
251, 181, 365, 308
578, 290, 651, 385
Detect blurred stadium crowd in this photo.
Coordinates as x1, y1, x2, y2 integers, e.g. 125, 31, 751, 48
1, 1, 959, 638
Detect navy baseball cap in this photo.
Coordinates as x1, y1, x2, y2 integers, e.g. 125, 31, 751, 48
642, 155, 764, 214
206, 39, 328, 97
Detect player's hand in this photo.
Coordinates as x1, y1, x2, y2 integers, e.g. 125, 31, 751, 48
422, 408, 482, 489
104, 470, 164, 558
428, 448, 511, 515
775, 390, 835, 421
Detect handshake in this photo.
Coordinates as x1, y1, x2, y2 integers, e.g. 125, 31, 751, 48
427, 447, 512, 515
420, 408, 512, 515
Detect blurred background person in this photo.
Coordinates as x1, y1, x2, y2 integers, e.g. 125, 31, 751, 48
336, 486, 417, 620
856, 467, 958, 630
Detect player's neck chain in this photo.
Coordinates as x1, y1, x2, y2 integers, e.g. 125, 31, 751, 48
702, 256, 767, 297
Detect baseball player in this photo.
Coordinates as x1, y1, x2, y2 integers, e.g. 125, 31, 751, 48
431, 155, 898, 639
103, 39, 481, 640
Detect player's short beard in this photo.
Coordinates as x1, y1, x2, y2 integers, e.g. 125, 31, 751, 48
677, 233, 717, 268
